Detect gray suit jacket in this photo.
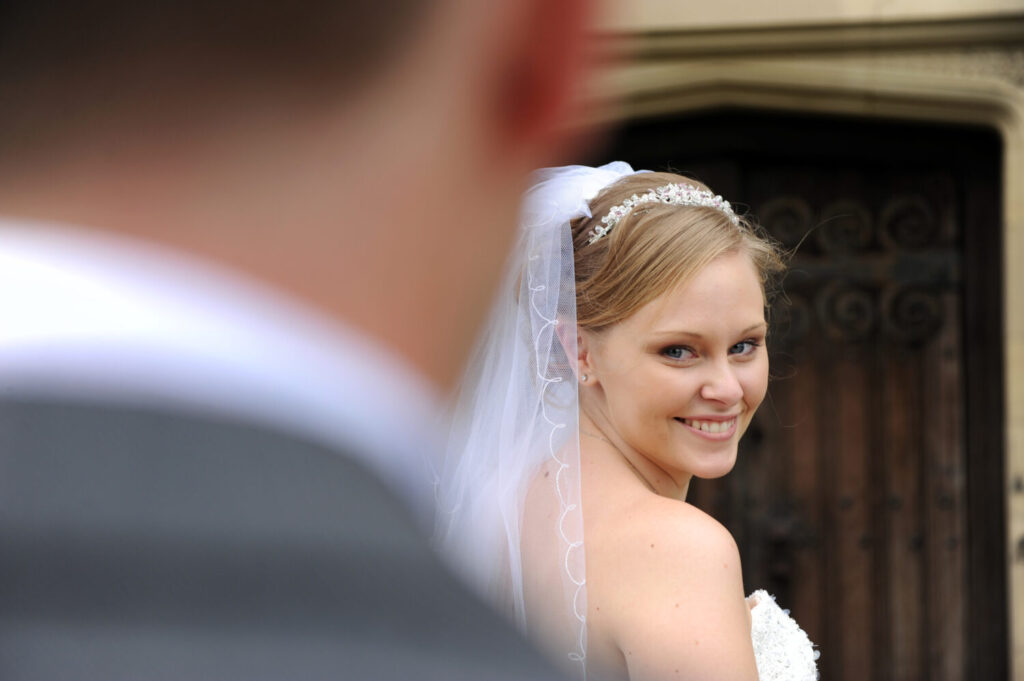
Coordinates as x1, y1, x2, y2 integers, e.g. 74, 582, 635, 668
0, 397, 565, 680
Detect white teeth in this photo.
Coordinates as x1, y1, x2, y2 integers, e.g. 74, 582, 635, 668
683, 418, 736, 434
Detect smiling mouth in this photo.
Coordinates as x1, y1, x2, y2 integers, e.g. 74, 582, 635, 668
675, 417, 738, 435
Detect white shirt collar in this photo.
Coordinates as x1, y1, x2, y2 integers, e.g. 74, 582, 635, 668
0, 219, 442, 519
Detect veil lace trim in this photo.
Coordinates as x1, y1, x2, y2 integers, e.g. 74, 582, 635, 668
526, 254, 586, 669
433, 162, 638, 681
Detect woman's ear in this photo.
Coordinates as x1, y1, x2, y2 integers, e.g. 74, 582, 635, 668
555, 315, 580, 380
555, 316, 597, 386
575, 328, 597, 386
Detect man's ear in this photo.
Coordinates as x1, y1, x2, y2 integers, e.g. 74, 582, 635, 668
486, 0, 594, 167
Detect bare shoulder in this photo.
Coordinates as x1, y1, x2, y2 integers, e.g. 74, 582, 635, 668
589, 494, 741, 586
639, 495, 738, 556
586, 496, 758, 681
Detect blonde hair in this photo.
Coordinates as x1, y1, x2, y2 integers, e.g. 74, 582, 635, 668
570, 172, 785, 332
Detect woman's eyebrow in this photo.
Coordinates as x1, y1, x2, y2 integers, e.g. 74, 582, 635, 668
649, 322, 767, 339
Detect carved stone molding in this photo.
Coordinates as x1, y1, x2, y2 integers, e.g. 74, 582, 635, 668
593, 16, 1024, 107
855, 47, 1024, 89
733, 45, 1023, 93
604, 15, 1024, 56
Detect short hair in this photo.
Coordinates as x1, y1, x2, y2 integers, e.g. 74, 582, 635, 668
0, 1, 431, 149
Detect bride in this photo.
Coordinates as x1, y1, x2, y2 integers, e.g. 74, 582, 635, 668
433, 162, 818, 681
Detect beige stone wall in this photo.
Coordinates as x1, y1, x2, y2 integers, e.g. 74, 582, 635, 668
599, 0, 1024, 31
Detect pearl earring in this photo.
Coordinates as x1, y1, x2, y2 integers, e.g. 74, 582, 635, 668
581, 374, 589, 383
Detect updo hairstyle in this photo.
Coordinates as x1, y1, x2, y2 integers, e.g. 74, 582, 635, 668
570, 172, 785, 332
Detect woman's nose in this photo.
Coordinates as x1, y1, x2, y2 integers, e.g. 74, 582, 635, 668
699, 360, 744, 405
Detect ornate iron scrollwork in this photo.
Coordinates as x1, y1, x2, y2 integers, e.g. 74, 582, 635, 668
760, 196, 814, 249
817, 200, 873, 254
758, 192, 954, 349
882, 284, 944, 344
880, 195, 938, 250
816, 282, 876, 342
771, 292, 811, 345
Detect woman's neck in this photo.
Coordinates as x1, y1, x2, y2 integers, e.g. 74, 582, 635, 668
577, 407, 691, 501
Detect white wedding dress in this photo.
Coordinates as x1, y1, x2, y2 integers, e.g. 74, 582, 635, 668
747, 590, 819, 681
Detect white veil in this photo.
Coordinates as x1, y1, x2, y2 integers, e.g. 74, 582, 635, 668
433, 162, 638, 680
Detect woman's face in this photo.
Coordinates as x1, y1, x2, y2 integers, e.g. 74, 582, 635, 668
581, 250, 769, 484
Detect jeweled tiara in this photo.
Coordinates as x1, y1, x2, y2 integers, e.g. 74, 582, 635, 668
586, 183, 740, 245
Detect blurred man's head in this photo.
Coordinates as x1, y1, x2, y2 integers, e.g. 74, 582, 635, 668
0, 0, 597, 389
0, 2, 431, 147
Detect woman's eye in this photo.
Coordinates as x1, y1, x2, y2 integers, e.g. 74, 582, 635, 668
662, 346, 695, 361
730, 339, 762, 356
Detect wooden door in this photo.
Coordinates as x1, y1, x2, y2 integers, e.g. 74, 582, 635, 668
595, 111, 1006, 681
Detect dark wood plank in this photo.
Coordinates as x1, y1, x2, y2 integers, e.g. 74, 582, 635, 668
881, 345, 924, 681
923, 293, 967, 681
834, 351, 874, 680
784, 344, 825, 649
